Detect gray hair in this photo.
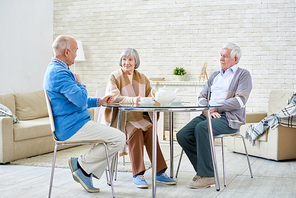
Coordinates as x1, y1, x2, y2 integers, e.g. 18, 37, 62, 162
119, 48, 140, 69
52, 35, 72, 56
222, 42, 242, 64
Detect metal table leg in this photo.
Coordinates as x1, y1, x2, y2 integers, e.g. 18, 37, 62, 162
152, 110, 157, 198
169, 112, 174, 178
206, 109, 220, 191
117, 109, 123, 130
117, 109, 124, 168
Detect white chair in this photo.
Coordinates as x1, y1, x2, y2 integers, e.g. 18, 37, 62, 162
94, 87, 106, 122
175, 132, 253, 187
44, 90, 116, 198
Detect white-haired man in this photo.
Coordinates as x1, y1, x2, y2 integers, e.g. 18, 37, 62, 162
43, 35, 125, 193
177, 42, 252, 189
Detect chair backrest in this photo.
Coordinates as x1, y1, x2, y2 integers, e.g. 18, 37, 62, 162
94, 87, 106, 122
44, 90, 55, 134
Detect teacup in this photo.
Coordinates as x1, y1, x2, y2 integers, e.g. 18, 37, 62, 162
173, 96, 182, 102
140, 97, 153, 103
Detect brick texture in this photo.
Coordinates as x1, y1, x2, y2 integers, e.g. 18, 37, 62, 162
54, 0, 296, 116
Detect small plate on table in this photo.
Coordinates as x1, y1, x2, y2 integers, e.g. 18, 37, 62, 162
170, 101, 184, 106
138, 101, 155, 106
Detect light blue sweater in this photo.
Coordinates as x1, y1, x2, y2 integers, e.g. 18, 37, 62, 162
43, 58, 98, 140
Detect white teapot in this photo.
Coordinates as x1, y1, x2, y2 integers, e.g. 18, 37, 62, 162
151, 86, 179, 106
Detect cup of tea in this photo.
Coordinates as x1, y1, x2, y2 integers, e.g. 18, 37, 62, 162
140, 97, 153, 103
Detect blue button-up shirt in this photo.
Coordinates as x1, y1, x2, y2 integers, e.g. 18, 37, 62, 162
209, 65, 238, 106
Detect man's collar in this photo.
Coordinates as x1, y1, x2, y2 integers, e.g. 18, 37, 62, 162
218, 64, 238, 74
51, 57, 69, 69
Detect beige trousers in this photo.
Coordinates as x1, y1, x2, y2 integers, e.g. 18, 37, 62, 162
67, 120, 126, 178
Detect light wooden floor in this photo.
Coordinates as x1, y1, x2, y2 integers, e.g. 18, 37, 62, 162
1, 143, 296, 198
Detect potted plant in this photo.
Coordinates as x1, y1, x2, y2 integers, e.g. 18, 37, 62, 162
173, 67, 186, 81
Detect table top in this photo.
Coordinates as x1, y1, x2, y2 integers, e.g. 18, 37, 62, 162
102, 102, 218, 112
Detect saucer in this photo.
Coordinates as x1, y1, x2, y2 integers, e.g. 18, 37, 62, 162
139, 101, 155, 105
171, 101, 184, 104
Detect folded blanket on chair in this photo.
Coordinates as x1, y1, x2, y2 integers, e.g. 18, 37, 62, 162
246, 92, 296, 145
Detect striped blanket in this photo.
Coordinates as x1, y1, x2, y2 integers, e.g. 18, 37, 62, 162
246, 92, 296, 145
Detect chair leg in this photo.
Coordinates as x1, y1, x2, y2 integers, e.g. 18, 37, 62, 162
106, 152, 118, 184
105, 169, 109, 185
114, 153, 118, 181
110, 152, 117, 182
175, 148, 184, 178
239, 134, 253, 178
48, 144, 58, 198
221, 138, 226, 187
104, 143, 115, 198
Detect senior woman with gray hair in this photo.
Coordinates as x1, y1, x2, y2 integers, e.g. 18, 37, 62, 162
98, 48, 176, 188
177, 42, 252, 189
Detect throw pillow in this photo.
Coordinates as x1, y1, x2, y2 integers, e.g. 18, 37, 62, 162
14, 90, 48, 120
0, 103, 19, 124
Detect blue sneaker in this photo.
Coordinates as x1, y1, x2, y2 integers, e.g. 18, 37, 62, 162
73, 169, 100, 193
156, 173, 177, 185
68, 157, 79, 182
133, 175, 149, 188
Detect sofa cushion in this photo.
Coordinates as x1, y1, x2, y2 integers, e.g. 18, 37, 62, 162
0, 93, 16, 114
13, 117, 51, 141
245, 112, 267, 123
14, 90, 48, 120
268, 90, 293, 116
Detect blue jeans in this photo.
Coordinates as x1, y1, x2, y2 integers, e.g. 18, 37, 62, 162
176, 113, 237, 177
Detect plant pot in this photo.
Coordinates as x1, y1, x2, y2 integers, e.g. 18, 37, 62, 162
175, 75, 184, 81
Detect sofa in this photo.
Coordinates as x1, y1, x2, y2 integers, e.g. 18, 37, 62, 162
227, 90, 296, 161
0, 90, 94, 164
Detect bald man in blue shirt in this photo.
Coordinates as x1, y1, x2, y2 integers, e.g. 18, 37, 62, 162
44, 35, 125, 193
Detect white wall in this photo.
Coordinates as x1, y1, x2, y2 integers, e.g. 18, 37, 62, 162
0, 0, 53, 93
53, 0, 296, 113
1, 0, 294, 113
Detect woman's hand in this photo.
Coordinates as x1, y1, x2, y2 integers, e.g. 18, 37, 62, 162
135, 96, 141, 104
99, 95, 114, 106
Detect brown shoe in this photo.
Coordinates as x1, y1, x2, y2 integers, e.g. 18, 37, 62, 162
188, 176, 215, 189
192, 175, 201, 181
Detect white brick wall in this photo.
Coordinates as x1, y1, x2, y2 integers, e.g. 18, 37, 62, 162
54, 0, 296, 115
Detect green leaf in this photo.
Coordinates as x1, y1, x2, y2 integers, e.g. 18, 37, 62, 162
173, 67, 186, 75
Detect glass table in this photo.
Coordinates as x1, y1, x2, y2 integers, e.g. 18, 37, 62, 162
103, 102, 220, 197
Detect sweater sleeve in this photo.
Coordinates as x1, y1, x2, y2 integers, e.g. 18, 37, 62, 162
197, 72, 217, 106
55, 69, 88, 107
216, 69, 252, 113
107, 73, 138, 104
87, 98, 99, 108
